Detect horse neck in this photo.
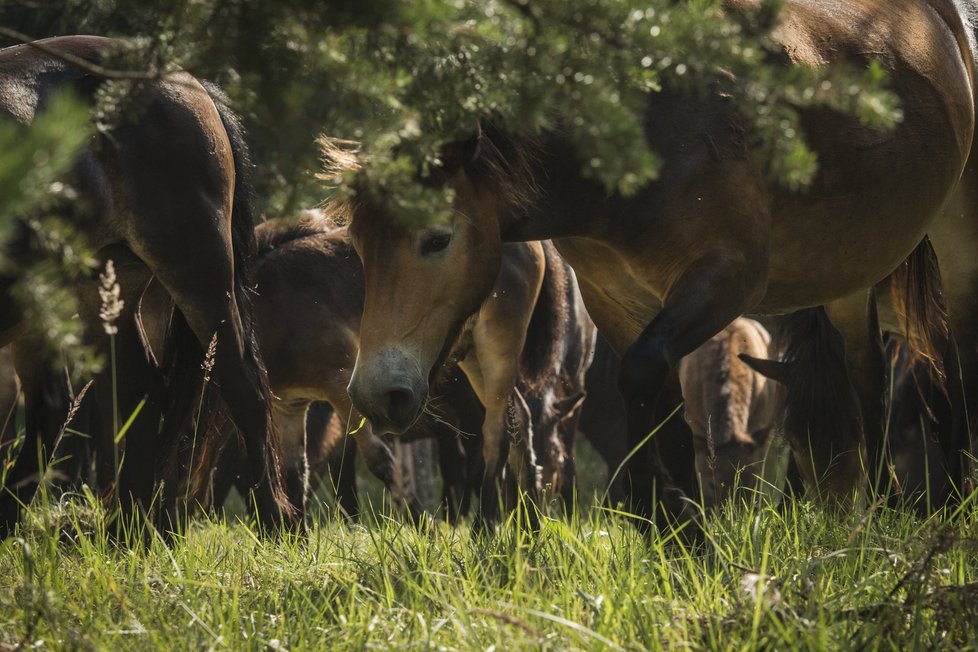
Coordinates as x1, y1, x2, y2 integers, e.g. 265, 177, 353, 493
498, 133, 606, 243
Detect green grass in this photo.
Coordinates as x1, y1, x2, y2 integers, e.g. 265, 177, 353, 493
2, 488, 978, 651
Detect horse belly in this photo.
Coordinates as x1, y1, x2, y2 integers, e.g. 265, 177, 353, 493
760, 109, 970, 311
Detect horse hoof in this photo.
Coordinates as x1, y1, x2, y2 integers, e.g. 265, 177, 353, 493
471, 515, 497, 538
657, 488, 703, 545
405, 500, 428, 527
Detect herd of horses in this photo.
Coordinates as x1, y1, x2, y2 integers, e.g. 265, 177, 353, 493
2, 0, 978, 542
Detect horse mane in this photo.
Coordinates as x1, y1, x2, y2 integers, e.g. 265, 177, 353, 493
519, 241, 569, 393
316, 136, 361, 225
255, 209, 337, 260
462, 121, 542, 212
317, 121, 541, 224
775, 308, 863, 476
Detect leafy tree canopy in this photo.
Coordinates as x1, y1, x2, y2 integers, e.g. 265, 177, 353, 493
1, 0, 901, 226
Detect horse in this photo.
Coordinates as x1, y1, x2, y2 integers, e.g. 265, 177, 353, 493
0, 36, 295, 537
769, 180, 978, 510
515, 244, 596, 508
579, 323, 782, 509
224, 212, 569, 527
340, 1, 977, 531
679, 317, 783, 507
743, 297, 959, 511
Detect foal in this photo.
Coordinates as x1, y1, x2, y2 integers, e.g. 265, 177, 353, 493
679, 318, 783, 506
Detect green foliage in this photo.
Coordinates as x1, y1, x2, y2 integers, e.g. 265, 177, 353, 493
315, 0, 903, 223
0, 0, 902, 225
0, 92, 100, 374
0, 93, 92, 245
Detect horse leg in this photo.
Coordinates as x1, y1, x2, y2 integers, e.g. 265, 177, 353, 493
359, 428, 426, 522
325, 431, 360, 521
618, 261, 762, 533
554, 391, 588, 512
436, 432, 468, 523
303, 401, 335, 495
504, 389, 541, 526
456, 353, 502, 530
270, 401, 310, 521
69, 259, 166, 535
305, 402, 360, 519
128, 235, 293, 532
0, 338, 72, 537
211, 433, 244, 511
946, 332, 978, 495
391, 438, 422, 520
460, 349, 540, 531
825, 290, 887, 493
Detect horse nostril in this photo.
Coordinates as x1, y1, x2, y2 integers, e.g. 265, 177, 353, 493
383, 387, 416, 427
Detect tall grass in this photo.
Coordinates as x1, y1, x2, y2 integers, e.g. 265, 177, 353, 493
1, 487, 977, 650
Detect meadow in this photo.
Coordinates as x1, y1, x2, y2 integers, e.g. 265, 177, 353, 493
2, 464, 977, 651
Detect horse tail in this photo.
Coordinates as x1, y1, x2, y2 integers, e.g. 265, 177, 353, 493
519, 241, 568, 393
168, 84, 288, 514
775, 308, 863, 478
888, 236, 949, 392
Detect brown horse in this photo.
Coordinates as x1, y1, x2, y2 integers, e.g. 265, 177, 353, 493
0, 36, 295, 536
680, 318, 782, 506
341, 1, 977, 531
238, 213, 561, 526
767, 93, 978, 508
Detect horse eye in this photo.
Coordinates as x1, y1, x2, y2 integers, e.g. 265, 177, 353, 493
420, 232, 452, 255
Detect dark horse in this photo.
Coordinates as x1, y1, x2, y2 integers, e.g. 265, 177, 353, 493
341, 1, 977, 531
578, 335, 697, 506
0, 36, 295, 536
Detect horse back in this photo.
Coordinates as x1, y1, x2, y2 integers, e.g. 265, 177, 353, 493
0, 36, 112, 122
0, 36, 235, 252
678, 317, 775, 445
779, 0, 975, 161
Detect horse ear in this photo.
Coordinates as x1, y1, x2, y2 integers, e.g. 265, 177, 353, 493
738, 353, 790, 385
440, 124, 484, 174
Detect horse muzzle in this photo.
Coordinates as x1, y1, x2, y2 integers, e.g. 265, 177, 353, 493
348, 347, 428, 435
